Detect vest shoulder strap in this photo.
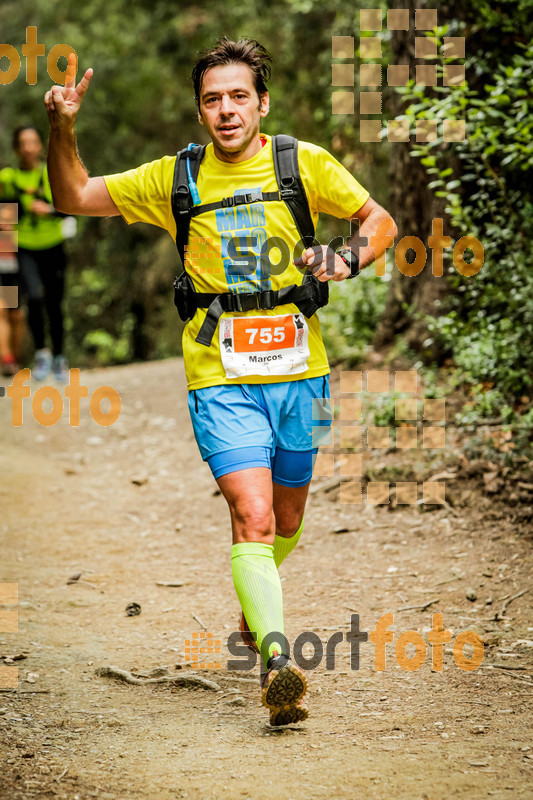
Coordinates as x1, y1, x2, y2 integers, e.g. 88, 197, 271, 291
170, 135, 315, 267
271, 134, 315, 248
170, 144, 206, 265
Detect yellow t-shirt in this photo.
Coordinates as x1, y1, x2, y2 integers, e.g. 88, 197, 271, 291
104, 134, 369, 390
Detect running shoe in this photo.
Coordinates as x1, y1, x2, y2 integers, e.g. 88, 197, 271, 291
261, 652, 309, 726
267, 698, 309, 726
52, 354, 69, 382
239, 611, 260, 654
33, 348, 52, 381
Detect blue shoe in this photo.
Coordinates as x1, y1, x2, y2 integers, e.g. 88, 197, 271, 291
53, 354, 69, 382
33, 348, 52, 381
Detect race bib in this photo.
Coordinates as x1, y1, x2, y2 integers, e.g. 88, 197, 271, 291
219, 313, 310, 378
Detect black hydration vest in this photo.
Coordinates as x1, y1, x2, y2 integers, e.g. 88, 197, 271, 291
171, 134, 328, 346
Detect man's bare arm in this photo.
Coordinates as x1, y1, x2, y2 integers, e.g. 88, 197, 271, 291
346, 197, 397, 271
294, 196, 397, 281
45, 54, 119, 217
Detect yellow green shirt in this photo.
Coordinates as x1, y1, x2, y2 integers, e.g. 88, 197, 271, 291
0, 165, 64, 250
104, 134, 369, 390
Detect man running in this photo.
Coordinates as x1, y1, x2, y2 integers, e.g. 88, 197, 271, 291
45, 37, 397, 726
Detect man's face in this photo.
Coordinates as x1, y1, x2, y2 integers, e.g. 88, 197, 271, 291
197, 63, 269, 162
15, 129, 43, 168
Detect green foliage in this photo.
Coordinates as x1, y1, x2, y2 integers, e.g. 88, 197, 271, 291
82, 327, 132, 365
398, 13, 533, 431
0, 0, 386, 367
368, 392, 399, 429
319, 267, 390, 365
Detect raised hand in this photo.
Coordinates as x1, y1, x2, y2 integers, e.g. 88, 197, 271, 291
44, 52, 93, 129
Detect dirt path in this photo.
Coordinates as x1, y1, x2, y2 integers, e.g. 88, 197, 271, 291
1, 359, 532, 800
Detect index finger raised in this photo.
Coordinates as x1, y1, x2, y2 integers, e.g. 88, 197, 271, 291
64, 52, 77, 88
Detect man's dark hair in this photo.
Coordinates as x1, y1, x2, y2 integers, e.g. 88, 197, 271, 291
12, 126, 42, 149
191, 37, 272, 107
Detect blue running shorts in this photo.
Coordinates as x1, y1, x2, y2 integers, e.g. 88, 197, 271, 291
187, 376, 332, 487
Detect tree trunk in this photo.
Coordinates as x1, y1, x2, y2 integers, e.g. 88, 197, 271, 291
373, 0, 451, 361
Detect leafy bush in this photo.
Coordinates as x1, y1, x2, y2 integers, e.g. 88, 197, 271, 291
319, 266, 390, 365
398, 33, 533, 426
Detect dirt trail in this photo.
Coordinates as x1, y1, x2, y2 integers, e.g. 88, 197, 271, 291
1, 358, 532, 800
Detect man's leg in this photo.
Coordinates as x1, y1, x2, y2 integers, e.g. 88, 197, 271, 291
187, 385, 309, 723
216, 466, 286, 665
272, 481, 309, 567
238, 480, 307, 652
218, 464, 308, 724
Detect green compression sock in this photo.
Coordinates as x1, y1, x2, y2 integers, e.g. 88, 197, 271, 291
274, 517, 304, 569
231, 542, 285, 665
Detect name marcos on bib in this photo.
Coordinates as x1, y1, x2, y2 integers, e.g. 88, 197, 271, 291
219, 313, 310, 379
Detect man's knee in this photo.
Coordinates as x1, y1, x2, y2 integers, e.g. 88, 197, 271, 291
276, 512, 303, 539
230, 500, 274, 541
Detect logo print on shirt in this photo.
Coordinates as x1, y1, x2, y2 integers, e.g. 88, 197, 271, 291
215, 188, 269, 293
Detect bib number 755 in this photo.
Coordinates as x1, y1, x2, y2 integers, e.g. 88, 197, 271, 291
245, 326, 285, 345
